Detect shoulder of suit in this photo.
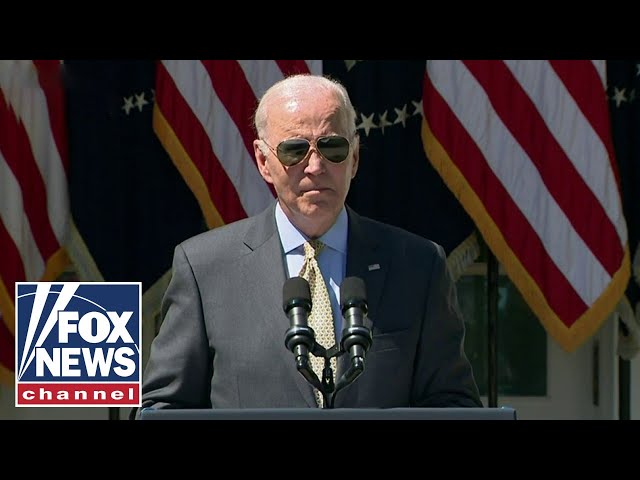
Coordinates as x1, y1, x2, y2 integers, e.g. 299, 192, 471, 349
354, 212, 442, 254
179, 215, 256, 253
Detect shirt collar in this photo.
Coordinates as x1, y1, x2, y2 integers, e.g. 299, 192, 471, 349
276, 202, 348, 255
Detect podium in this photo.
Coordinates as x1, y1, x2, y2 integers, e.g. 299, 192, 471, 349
138, 407, 517, 420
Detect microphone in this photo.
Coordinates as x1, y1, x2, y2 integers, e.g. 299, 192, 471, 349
339, 276, 372, 382
282, 277, 318, 386
283, 276, 312, 327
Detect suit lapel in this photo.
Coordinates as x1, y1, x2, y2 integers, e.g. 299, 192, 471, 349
345, 206, 389, 328
335, 207, 391, 405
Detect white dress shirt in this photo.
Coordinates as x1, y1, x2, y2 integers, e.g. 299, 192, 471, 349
275, 202, 348, 338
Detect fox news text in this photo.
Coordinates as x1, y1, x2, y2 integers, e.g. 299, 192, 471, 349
15, 282, 142, 407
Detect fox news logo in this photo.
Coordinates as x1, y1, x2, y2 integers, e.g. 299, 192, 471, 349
15, 282, 141, 407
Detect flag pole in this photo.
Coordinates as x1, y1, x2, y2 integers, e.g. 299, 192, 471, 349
619, 354, 630, 420
486, 249, 499, 408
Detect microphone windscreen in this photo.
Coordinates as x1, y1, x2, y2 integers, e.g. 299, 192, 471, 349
282, 276, 312, 313
340, 276, 367, 313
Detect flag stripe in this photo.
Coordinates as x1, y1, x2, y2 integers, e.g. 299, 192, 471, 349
0, 316, 13, 384
0, 90, 60, 263
0, 217, 24, 335
32, 60, 69, 171
422, 70, 588, 323
464, 60, 623, 276
237, 60, 290, 101
202, 60, 262, 161
549, 60, 622, 185
274, 60, 314, 75
0, 149, 46, 283
237, 60, 322, 100
155, 61, 247, 224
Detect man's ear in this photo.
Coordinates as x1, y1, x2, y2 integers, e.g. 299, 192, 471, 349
254, 139, 273, 184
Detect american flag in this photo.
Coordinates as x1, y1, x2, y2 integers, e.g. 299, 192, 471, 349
153, 60, 322, 229
0, 60, 71, 383
422, 60, 631, 352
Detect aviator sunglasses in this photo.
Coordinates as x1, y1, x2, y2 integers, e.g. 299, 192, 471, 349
262, 135, 352, 166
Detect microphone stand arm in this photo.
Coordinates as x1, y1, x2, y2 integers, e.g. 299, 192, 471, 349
330, 325, 372, 406
285, 321, 373, 409
285, 324, 323, 392
324, 324, 373, 408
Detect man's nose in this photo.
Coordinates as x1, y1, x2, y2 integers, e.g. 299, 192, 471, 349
304, 148, 325, 173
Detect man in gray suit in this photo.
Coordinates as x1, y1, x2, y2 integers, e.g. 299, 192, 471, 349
137, 74, 481, 412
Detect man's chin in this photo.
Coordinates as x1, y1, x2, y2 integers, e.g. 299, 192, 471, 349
299, 198, 332, 215
298, 201, 340, 222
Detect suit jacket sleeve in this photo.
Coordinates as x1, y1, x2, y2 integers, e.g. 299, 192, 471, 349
412, 242, 482, 407
138, 243, 212, 411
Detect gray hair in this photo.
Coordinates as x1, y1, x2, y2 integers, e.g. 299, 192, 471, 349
253, 74, 357, 141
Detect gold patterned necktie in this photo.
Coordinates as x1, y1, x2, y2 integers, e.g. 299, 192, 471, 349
299, 239, 336, 408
